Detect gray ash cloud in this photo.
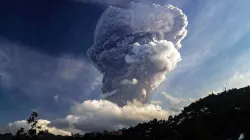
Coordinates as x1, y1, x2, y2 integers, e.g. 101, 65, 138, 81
88, 3, 188, 106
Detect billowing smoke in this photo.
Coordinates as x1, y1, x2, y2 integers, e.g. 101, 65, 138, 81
88, 3, 188, 106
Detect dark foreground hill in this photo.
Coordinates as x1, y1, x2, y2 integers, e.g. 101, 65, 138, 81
1, 86, 250, 140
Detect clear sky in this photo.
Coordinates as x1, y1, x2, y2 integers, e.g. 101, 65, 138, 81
0, 0, 250, 135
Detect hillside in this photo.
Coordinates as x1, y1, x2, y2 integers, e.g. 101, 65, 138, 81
1, 86, 250, 140
117, 86, 250, 140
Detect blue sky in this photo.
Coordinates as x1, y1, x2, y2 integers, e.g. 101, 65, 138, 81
163, 0, 250, 97
0, 0, 250, 134
150, 0, 250, 111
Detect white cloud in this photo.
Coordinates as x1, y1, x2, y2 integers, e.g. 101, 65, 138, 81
213, 71, 250, 93
6, 120, 71, 136
227, 71, 250, 88
161, 92, 194, 113
162, 92, 194, 105
150, 100, 163, 105
157, 0, 250, 102
51, 100, 169, 133
162, 92, 183, 104
175, 0, 250, 74
120, 78, 138, 86
54, 95, 59, 102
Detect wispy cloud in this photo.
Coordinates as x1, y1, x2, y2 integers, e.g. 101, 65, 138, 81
158, 0, 250, 101
177, 0, 250, 73
5, 120, 71, 136
54, 95, 59, 102
227, 71, 250, 89
0, 40, 101, 102
161, 92, 194, 113
212, 71, 250, 94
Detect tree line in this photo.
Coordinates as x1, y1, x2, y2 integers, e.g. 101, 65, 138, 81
1, 86, 250, 140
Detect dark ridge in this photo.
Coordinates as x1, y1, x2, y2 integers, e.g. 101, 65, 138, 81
1, 86, 250, 140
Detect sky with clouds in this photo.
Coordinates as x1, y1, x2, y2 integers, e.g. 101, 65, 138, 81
0, 0, 250, 135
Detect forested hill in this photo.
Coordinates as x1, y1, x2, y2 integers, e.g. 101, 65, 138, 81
119, 86, 250, 140
1, 86, 250, 140
166, 86, 250, 140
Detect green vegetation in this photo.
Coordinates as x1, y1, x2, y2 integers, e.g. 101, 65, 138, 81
1, 86, 250, 140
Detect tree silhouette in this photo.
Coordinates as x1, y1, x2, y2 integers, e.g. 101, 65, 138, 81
14, 111, 50, 139
26, 112, 39, 137
8, 86, 250, 140
15, 127, 26, 137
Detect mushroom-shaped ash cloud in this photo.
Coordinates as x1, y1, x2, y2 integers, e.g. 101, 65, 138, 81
88, 3, 188, 106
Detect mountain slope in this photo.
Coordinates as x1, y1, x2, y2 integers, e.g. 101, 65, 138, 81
1, 86, 250, 140
169, 86, 250, 140
120, 86, 250, 140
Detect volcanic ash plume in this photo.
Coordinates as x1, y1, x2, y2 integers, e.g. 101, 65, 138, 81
88, 3, 188, 106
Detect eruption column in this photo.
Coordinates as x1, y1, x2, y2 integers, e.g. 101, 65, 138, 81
88, 3, 188, 106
